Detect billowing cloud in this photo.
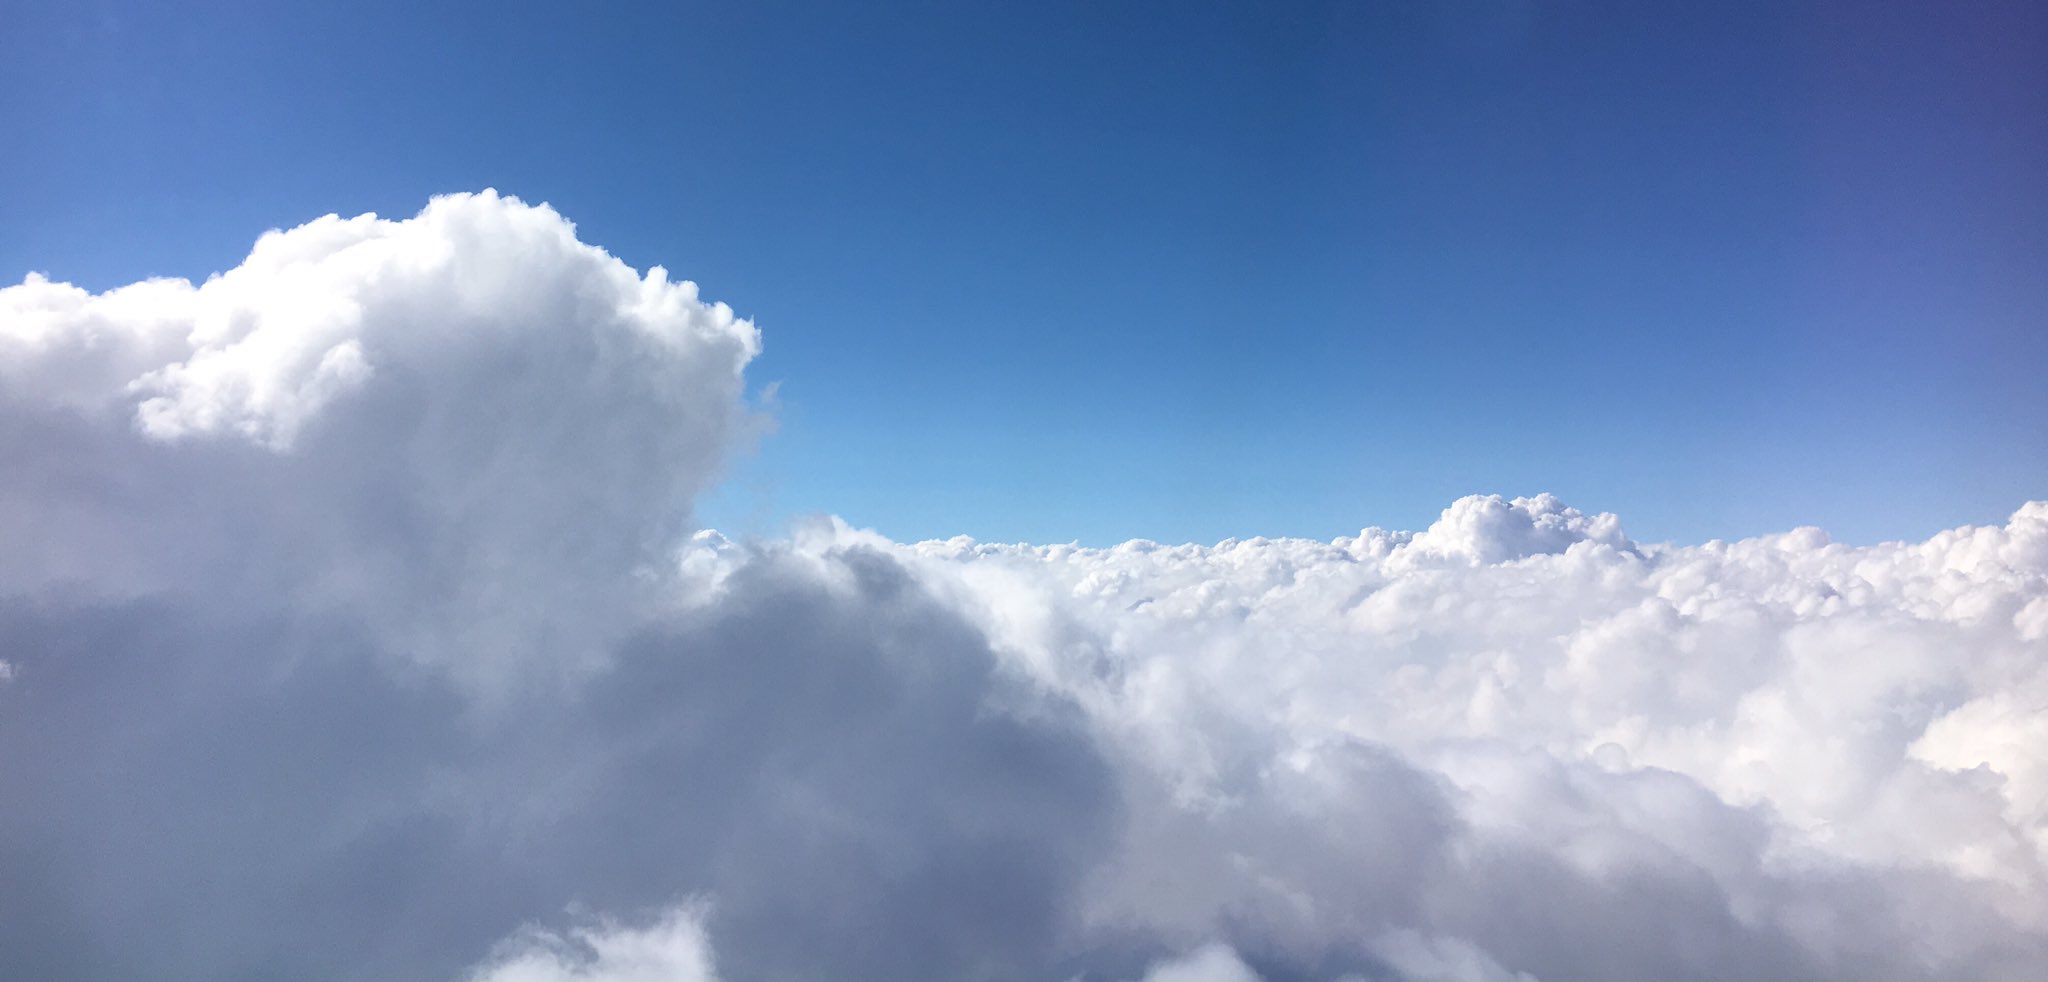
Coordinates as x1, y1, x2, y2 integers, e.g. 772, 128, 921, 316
0, 193, 1114, 982
818, 492, 2048, 979
2, 190, 761, 695
874, 493, 2048, 889
684, 496, 2048, 979
464, 906, 719, 982
2, 194, 2044, 981
1137, 944, 1263, 982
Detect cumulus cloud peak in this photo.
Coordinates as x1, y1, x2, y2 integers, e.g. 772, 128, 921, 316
1, 190, 762, 689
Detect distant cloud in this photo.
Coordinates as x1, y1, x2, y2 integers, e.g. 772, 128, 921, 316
2, 194, 2043, 981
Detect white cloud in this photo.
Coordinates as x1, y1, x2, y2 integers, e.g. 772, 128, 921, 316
0, 190, 760, 694
4, 194, 2045, 982
772, 493, 2048, 978
869, 495, 2048, 880
465, 906, 719, 982
1137, 943, 1263, 982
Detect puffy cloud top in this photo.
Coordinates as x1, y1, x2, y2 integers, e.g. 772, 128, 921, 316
1394, 492, 1636, 566
1, 191, 760, 691
4, 190, 756, 449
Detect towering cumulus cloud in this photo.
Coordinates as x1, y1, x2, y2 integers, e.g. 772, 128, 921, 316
0, 190, 761, 692
2, 194, 2044, 981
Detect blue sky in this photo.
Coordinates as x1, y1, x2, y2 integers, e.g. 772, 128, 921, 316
4, 0, 2042, 546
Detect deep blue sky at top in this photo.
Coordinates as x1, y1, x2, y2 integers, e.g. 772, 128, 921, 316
3, 1, 2043, 546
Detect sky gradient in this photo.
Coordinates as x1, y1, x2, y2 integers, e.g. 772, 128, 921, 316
4, 0, 2042, 546
7, 8, 2048, 972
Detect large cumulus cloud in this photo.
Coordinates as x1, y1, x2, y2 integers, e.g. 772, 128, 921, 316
0, 193, 1114, 981
1, 190, 760, 693
3, 194, 2044, 981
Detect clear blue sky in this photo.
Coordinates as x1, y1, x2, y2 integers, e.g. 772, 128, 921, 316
4, 0, 2043, 546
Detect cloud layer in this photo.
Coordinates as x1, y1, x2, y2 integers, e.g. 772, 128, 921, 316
742, 493, 2048, 980
2, 193, 2044, 981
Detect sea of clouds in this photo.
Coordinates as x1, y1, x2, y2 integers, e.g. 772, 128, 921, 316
2, 192, 2043, 981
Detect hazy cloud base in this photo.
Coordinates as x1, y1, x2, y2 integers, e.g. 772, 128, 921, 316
2, 193, 2043, 981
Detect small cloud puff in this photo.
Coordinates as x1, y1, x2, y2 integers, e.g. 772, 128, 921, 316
1137, 944, 1264, 982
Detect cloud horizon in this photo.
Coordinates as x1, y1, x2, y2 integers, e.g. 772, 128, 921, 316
3, 192, 2043, 982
